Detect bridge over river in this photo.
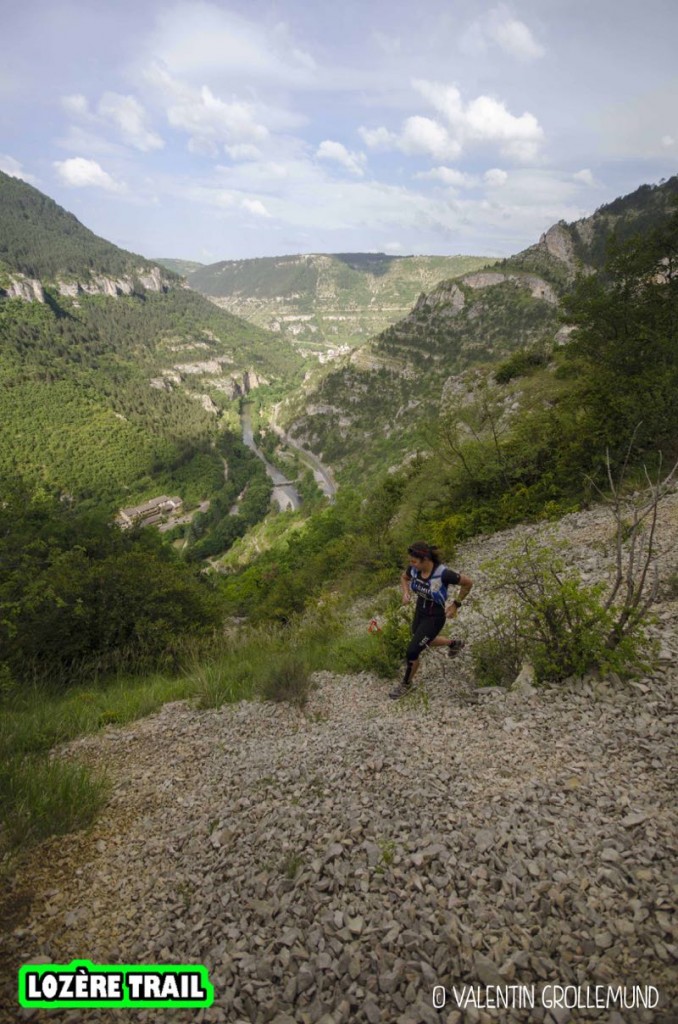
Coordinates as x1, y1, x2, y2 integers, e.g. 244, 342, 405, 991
240, 404, 337, 511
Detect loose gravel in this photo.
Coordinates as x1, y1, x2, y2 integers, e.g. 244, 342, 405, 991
1, 496, 677, 1024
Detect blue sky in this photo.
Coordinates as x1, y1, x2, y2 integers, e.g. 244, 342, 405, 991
1, 0, 676, 262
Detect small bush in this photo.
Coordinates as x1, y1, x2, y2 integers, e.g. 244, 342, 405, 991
257, 653, 314, 709
480, 538, 655, 684
664, 572, 678, 600
472, 611, 524, 688
192, 659, 255, 709
361, 602, 412, 678
494, 347, 549, 384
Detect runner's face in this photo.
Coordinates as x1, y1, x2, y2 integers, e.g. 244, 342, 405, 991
409, 555, 425, 568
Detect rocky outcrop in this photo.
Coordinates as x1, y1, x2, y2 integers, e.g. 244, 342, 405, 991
173, 358, 234, 376
1, 274, 45, 302
539, 221, 577, 268
414, 281, 466, 315
1, 267, 172, 302
56, 266, 170, 299
157, 364, 270, 401
463, 270, 558, 305
194, 394, 220, 415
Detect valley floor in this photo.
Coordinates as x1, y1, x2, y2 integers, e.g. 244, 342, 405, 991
2, 501, 677, 1024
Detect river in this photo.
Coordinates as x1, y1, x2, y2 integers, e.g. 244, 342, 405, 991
240, 405, 301, 512
240, 404, 338, 510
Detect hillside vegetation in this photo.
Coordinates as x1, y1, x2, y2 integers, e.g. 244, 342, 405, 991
0, 175, 305, 513
186, 252, 494, 354
278, 177, 678, 487
1, 176, 677, 884
0, 171, 162, 283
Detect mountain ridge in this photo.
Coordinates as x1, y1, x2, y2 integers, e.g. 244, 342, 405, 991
183, 251, 495, 356
274, 175, 678, 483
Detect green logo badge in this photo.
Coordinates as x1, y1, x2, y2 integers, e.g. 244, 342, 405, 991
18, 961, 214, 1009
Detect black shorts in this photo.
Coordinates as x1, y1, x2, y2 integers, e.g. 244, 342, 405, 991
406, 604, 446, 662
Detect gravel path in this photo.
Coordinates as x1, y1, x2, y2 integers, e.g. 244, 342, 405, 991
2, 498, 677, 1024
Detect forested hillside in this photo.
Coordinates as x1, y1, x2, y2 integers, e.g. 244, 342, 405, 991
0, 176, 304, 510
1, 176, 677, 913
278, 177, 678, 487
0, 171, 163, 283
184, 251, 493, 355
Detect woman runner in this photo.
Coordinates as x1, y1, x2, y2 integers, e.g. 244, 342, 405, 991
389, 541, 473, 700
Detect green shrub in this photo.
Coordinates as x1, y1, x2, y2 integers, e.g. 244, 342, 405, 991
494, 347, 550, 384
471, 611, 524, 688
479, 539, 655, 684
256, 653, 314, 709
0, 755, 109, 854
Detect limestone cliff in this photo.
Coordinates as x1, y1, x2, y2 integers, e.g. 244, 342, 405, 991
2, 274, 45, 302
1, 266, 172, 303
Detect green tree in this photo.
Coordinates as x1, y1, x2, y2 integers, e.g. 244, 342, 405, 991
561, 207, 678, 467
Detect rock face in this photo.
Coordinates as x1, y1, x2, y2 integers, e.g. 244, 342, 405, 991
414, 281, 466, 315
2, 274, 45, 302
2, 493, 677, 1023
1, 267, 171, 303
160, 363, 269, 400
539, 221, 577, 269
56, 266, 170, 298
463, 270, 559, 305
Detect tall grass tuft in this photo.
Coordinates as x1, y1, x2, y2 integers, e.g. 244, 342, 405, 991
0, 755, 109, 854
256, 652, 314, 709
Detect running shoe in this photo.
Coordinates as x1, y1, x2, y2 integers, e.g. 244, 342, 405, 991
388, 681, 412, 700
447, 639, 465, 658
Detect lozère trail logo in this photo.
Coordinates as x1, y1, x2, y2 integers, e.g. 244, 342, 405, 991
18, 961, 213, 1009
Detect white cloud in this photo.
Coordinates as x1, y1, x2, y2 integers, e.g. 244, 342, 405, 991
62, 94, 89, 116
146, 3, 316, 87
460, 5, 544, 62
485, 168, 508, 187
98, 92, 164, 152
316, 140, 365, 176
662, 135, 675, 147
464, 95, 542, 148
487, 5, 545, 61
0, 154, 37, 183
60, 90, 163, 153
167, 85, 269, 155
573, 168, 596, 186
400, 117, 462, 162
417, 167, 478, 188
361, 81, 543, 167
54, 157, 124, 193
359, 126, 398, 149
413, 81, 464, 129
241, 198, 271, 217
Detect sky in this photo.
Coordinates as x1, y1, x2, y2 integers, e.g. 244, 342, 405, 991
1, 0, 677, 263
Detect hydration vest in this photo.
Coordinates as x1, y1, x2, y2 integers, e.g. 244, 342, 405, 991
409, 564, 450, 607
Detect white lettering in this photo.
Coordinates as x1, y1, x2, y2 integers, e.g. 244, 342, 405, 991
26, 974, 41, 1000
145, 975, 162, 998
160, 975, 180, 999
42, 974, 57, 999
90, 974, 108, 999
127, 975, 145, 999
73, 972, 90, 999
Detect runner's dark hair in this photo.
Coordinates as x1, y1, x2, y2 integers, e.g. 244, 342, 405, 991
407, 541, 442, 566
